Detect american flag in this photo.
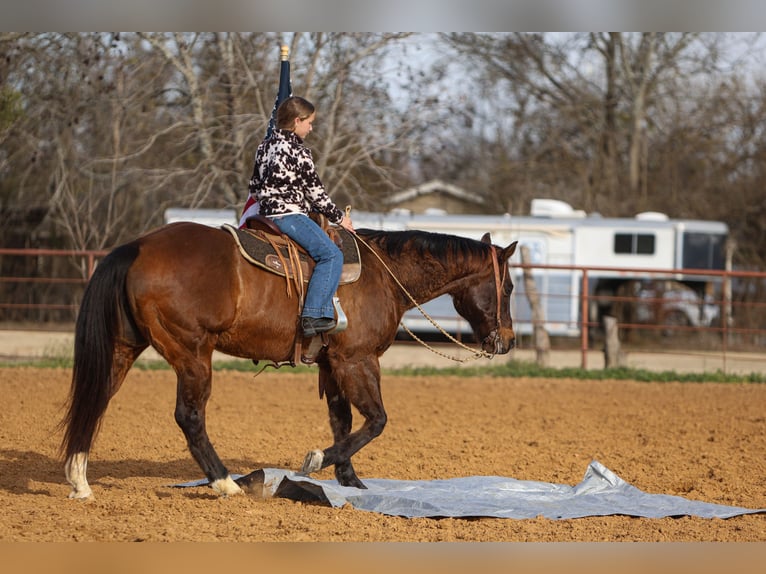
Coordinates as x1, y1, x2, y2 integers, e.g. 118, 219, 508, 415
267, 45, 292, 138
239, 45, 292, 228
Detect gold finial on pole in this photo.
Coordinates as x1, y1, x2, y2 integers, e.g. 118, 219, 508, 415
280, 45, 290, 61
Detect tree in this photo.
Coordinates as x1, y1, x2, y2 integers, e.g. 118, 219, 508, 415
282, 32, 425, 209
3, 32, 766, 272
439, 33, 608, 213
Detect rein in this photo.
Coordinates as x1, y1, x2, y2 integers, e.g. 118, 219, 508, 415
488, 242, 505, 350
352, 231, 502, 363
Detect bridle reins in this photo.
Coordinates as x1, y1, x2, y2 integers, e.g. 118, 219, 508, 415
353, 231, 505, 363
484, 243, 505, 354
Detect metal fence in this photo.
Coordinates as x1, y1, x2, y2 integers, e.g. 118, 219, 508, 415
0, 247, 106, 324
513, 263, 766, 372
1, 247, 764, 372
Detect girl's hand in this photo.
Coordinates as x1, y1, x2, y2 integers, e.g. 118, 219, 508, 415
340, 215, 354, 232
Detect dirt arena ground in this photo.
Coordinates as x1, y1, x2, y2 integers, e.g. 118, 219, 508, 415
0, 364, 764, 543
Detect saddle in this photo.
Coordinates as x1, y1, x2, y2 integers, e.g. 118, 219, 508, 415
221, 214, 361, 367
222, 216, 361, 286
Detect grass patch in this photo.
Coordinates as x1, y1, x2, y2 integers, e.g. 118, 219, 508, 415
387, 360, 765, 383
2, 356, 762, 383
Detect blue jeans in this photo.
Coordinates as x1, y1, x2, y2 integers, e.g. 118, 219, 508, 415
271, 214, 343, 319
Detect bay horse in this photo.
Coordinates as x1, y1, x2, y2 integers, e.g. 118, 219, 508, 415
61, 221, 517, 498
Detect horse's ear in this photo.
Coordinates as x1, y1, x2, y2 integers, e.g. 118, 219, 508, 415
481, 232, 492, 244
501, 241, 518, 260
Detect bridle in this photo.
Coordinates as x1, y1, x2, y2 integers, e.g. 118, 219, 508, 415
481, 244, 506, 356
355, 231, 506, 362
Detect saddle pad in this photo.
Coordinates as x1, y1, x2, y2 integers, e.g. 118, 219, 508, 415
222, 223, 361, 284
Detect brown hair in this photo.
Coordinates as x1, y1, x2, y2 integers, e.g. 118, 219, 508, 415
276, 96, 315, 131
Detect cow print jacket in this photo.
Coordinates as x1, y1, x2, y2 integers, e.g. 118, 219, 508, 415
248, 129, 344, 225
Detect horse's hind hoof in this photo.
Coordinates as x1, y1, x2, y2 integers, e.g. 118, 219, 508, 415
68, 486, 93, 500
301, 449, 324, 474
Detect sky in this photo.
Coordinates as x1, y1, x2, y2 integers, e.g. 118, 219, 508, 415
3, 0, 766, 32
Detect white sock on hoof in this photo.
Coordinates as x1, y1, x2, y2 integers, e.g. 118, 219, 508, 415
65, 452, 93, 499
301, 449, 324, 474
210, 475, 243, 497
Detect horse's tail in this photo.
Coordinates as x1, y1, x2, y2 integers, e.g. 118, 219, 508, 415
60, 241, 141, 460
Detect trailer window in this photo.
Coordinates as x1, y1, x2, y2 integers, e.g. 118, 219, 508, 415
682, 232, 725, 270
614, 233, 655, 255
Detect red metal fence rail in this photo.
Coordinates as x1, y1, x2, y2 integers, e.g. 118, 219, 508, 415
570, 265, 766, 370
0, 248, 107, 322
1, 247, 765, 373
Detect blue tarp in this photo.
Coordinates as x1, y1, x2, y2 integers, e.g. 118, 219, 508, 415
174, 460, 765, 520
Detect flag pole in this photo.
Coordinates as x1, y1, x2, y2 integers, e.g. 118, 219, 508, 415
266, 45, 292, 139
240, 45, 293, 227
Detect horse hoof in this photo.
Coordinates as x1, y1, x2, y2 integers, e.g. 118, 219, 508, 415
210, 475, 243, 497
339, 475, 367, 490
68, 486, 93, 500
301, 449, 324, 474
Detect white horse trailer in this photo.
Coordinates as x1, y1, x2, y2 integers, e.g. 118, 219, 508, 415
352, 200, 729, 338
164, 208, 238, 227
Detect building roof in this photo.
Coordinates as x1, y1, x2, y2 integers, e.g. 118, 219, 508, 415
385, 179, 486, 207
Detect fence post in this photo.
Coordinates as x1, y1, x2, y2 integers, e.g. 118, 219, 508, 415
580, 269, 589, 369
603, 315, 625, 368
520, 245, 550, 367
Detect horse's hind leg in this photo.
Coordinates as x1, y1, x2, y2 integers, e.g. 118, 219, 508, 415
65, 342, 145, 499
303, 358, 387, 488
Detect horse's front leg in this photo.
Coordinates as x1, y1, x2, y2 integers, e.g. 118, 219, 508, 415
173, 357, 242, 497
302, 358, 386, 489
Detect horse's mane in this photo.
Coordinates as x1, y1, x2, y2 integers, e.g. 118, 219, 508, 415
356, 228, 489, 262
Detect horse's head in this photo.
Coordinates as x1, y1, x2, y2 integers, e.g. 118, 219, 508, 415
452, 233, 518, 355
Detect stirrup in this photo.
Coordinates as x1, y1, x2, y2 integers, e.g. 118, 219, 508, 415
329, 296, 348, 334
297, 296, 348, 365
